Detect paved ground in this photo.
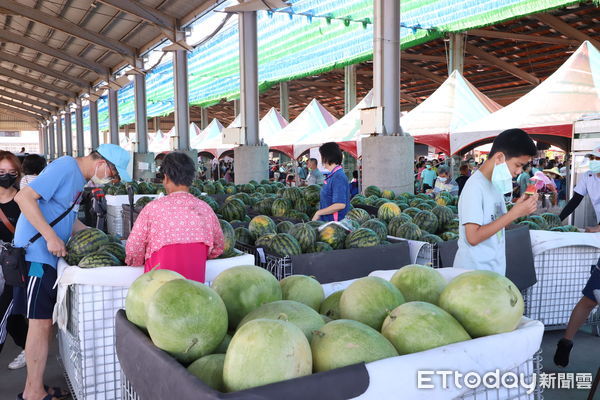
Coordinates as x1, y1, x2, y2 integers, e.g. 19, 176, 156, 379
0, 326, 597, 400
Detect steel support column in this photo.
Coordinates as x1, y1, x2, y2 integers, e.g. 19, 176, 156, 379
90, 100, 100, 150
448, 33, 465, 75
64, 111, 73, 156
55, 115, 63, 157
373, 0, 401, 136
48, 121, 55, 160
279, 82, 289, 121
200, 108, 208, 130
134, 73, 148, 153
75, 98, 85, 156
108, 88, 119, 144
173, 49, 190, 150
39, 125, 45, 156
344, 65, 357, 114
239, 10, 259, 145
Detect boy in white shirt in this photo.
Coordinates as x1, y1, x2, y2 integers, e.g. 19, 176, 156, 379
453, 129, 538, 276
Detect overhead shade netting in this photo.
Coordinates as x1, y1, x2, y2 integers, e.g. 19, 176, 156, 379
401, 71, 502, 154
76, 0, 576, 133
266, 99, 338, 157
451, 41, 600, 154
192, 119, 225, 157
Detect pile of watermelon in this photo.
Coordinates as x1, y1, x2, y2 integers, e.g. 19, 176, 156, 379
126, 264, 524, 393
65, 228, 126, 267
105, 181, 165, 196
513, 212, 578, 232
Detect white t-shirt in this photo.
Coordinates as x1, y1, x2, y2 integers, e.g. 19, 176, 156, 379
574, 172, 600, 223
453, 170, 508, 275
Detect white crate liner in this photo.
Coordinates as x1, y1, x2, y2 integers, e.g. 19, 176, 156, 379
105, 195, 159, 237
387, 236, 437, 266
55, 253, 255, 400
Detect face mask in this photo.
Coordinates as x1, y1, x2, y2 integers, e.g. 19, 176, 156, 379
426, 165, 432, 169
590, 160, 600, 173
91, 164, 112, 186
438, 177, 448, 183
491, 162, 513, 194
0, 174, 17, 188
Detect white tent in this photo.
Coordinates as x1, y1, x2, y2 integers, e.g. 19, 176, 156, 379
294, 90, 374, 158
451, 41, 600, 154
228, 107, 289, 140
401, 71, 502, 154
192, 119, 224, 157
119, 132, 134, 151
267, 99, 338, 158
148, 129, 172, 153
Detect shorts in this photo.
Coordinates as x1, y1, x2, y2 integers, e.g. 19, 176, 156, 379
12, 263, 57, 319
582, 265, 600, 303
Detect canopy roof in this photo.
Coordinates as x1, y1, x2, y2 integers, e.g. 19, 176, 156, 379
192, 119, 224, 155
148, 130, 171, 153
401, 70, 502, 154
451, 41, 600, 154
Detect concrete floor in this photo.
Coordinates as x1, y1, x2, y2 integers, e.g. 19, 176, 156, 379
0, 326, 597, 400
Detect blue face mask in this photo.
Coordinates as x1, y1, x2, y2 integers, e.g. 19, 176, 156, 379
590, 160, 600, 173
491, 162, 513, 194
426, 165, 432, 169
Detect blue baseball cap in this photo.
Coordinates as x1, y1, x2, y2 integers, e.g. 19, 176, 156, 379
96, 144, 132, 182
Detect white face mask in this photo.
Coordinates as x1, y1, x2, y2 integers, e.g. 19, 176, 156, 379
491, 161, 513, 194
91, 163, 112, 186
438, 177, 448, 183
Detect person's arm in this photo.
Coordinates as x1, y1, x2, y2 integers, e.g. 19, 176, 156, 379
464, 194, 538, 246
312, 203, 346, 221
313, 175, 347, 220
125, 207, 150, 266
558, 193, 584, 221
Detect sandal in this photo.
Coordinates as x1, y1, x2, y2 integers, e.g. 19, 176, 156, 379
16, 394, 62, 400
44, 386, 69, 399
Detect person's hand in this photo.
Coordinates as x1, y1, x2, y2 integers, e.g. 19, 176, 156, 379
585, 225, 600, 233
312, 210, 321, 221
47, 234, 67, 258
509, 193, 538, 219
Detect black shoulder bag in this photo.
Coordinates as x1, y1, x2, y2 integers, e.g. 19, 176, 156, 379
0, 193, 81, 287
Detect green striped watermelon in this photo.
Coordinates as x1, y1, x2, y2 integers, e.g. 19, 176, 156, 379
285, 210, 310, 222
248, 215, 277, 240
345, 228, 380, 249
374, 199, 391, 208
432, 206, 454, 229
441, 232, 458, 241
79, 251, 121, 268
271, 198, 291, 217
219, 220, 236, 255
307, 220, 325, 229
361, 219, 388, 241
364, 186, 381, 198
391, 222, 422, 240
377, 203, 401, 223
421, 234, 443, 245
528, 215, 548, 230
66, 228, 110, 265
413, 211, 439, 234
346, 208, 370, 225
283, 187, 302, 202
381, 190, 395, 200
256, 198, 275, 215
541, 213, 561, 228
350, 195, 367, 207
235, 227, 255, 245
309, 241, 333, 253
221, 198, 246, 222
416, 203, 433, 211
403, 207, 421, 219
318, 224, 348, 250
255, 233, 276, 251
276, 221, 295, 234
304, 190, 321, 206
269, 233, 302, 257
288, 224, 317, 253
387, 215, 412, 235
443, 218, 460, 232
199, 195, 220, 212
99, 243, 126, 263
293, 198, 310, 215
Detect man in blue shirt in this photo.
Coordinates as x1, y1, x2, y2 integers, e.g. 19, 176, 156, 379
313, 143, 350, 222
421, 161, 437, 192
13, 144, 131, 400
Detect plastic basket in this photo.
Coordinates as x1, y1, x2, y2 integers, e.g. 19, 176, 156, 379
59, 283, 128, 400
523, 245, 600, 333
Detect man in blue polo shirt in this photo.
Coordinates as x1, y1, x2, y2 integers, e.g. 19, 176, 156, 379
312, 142, 350, 222
13, 144, 131, 400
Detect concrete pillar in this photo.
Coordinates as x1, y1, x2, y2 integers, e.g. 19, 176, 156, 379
134, 73, 148, 153
233, 146, 269, 185
153, 116, 160, 132
279, 82, 289, 121
239, 9, 259, 145
90, 100, 100, 150
75, 98, 84, 156
38, 125, 45, 156
48, 121, 56, 160
200, 108, 208, 130
173, 49, 190, 150
233, 100, 240, 118
64, 111, 73, 156
55, 115, 63, 157
448, 33, 465, 75
344, 64, 357, 114
108, 88, 119, 145
361, 136, 414, 194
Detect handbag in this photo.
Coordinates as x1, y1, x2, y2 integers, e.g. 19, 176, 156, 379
0, 193, 81, 287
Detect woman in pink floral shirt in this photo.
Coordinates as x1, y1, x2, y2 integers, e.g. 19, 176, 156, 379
125, 152, 224, 282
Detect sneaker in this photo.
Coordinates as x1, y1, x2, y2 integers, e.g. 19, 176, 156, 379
553, 338, 573, 367
8, 350, 26, 370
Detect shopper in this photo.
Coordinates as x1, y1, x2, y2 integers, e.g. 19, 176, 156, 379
0, 151, 29, 370
421, 160, 437, 192
312, 143, 350, 222
306, 158, 324, 185
433, 165, 458, 195
558, 145, 600, 232
453, 129, 538, 276
455, 164, 470, 197
126, 152, 224, 282
349, 170, 359, 199
13, 144, 131, 400
20, 154, 47, 189
516, 163, 532, 198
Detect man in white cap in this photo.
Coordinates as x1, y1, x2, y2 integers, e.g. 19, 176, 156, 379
12, 144, 131, 400
558, 145, 600, 232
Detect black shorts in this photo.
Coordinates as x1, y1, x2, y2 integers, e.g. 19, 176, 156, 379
12, 263, 57, 320
582, 265, 600, 303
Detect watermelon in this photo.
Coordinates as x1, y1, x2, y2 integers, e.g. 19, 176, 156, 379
413, 210, 439, 234
563, 225, 579, 232
282, 187, 302, 202
381, 190, 395, 200
344, 228, 380, 249
280, 275, 324, 310
187, 354, 226, 391
307, 220, 325, 229
364, 185, 381, 198
441, 231, 458, 241
381, 302, 471, 355
350, 195, 367, 207
134, 196, 154, 208
219, 220, 236, 255
304, 190, 320, 206
220, 198, 246, 222
285, 210, 310, 222
269, 233, 302, 257
311, 320, 398, 372
518, 220, 541, 230
387, 214, 412, 234
238, 300, 324, 341
199, 196, 219, 212
293, 198, 310, 215
346, 208, 370, 225
125, 269, 184, 330
234, 227, 254, 245
223, 319, 312, 391
147, 279, 228, 363
416, 203, 433, 211
403, 207, 421, 219
212, 265, 283, 329
443, 218, 460, 232
99, 242, 126, 263
107, 234, 122, 244
541, 213, 562, 229
432, 205, 454, 229
550, 226, 568, 232
319, 290, 343, 320
438, 270, 524, 337
390, 265, 446, 304
288, 223, 317, 253
528, 215, 548, 230
377, 203, 401, 223
421, 233, 443, 244
255, 198, 275, 215
276, 220, 294, 234
309, 241, 333, 253
78, 251, 121, 268
271, 198, 291, 217
361, 219, 388, 241
339, 277, 405, 330
248, 215, 277, 240
254, 233, 276, 251
318, 224, 348, 250
391, 222, 422, 240
66, 228, 110, 265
